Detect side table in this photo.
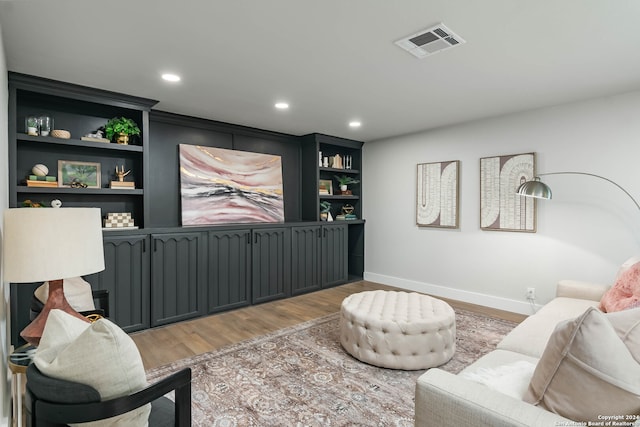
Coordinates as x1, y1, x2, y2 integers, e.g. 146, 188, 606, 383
8, 345, 35, 427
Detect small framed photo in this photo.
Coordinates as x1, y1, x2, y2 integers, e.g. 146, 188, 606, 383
58, 160, 101, 188
319, 179, 333, 195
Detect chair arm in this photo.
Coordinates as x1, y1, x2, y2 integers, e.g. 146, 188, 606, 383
415, 369, 571, 427
34, 368, 191, 426
556, 279, 610, 301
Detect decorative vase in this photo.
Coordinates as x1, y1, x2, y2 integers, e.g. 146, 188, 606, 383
38, 115, 52, 136
114, 133, 129, 145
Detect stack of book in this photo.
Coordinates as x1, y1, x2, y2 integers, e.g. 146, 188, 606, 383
110, 180, 135, 190
103, 212, 137, 230
26, 175, 57, 187
335, 214, 358, 220
81, 136, 110, 143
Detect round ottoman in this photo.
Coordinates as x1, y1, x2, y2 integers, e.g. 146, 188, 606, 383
339, 290, 456, 370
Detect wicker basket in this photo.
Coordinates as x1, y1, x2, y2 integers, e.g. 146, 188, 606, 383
51, 129, 71, 139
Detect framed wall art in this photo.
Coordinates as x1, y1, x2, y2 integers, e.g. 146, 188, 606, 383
319, 179, 333, 195
58, 160, 101, 188
179, 144, 285, 225
480, 152, 536, 232
417, 160, 460, 228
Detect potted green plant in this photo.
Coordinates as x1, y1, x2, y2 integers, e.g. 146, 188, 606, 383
334, 175, 360, 193
105, 117, 141, 145
26, 116, 39, 136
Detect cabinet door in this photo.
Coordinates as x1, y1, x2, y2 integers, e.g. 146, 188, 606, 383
84, 234, 150, 332
321, 224, 348, 288
291, 226, 321, 295
208, 229, 252, 313
151, 232, 206, 327
252, 228, 291, 304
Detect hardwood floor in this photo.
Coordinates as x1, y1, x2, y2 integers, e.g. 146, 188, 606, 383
132, 280, 527, 370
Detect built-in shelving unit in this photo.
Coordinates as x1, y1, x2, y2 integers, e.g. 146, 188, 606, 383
301, 133, 364, 222
8, 72, 157, 228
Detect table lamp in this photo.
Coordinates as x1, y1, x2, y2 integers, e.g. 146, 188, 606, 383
516, 171, 640, 212
2, 207, 105, 346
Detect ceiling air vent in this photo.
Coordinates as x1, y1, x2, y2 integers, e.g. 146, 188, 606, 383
395, 23, 465, 59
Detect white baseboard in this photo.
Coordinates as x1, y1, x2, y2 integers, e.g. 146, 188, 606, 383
363, 272, 541, 315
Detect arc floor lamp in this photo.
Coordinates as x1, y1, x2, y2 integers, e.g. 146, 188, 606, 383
516, 172, 640, 212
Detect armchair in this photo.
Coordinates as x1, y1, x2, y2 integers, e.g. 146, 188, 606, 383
25, 364, 191, 427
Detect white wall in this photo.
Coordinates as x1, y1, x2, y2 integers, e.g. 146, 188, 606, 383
363, 91, 640, 314
0, 19, 9, 427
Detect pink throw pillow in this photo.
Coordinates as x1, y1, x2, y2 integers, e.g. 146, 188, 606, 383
600, 261, 640, 312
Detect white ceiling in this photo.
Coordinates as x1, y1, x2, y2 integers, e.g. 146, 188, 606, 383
1, 0, 640, 142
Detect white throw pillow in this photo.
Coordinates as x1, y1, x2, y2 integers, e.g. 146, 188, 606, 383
460, 361, 537, 399
523, 307, 640, 422
34, 276, 96, 312
34, 310, 150, 427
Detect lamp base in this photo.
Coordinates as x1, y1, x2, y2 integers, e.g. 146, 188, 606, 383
20, 279, 90, 346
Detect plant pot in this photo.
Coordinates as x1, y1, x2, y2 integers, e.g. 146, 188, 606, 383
114, 133, 129, 145
340, 184, 348, 192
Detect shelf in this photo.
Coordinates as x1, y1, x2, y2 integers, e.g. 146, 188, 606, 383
319, 167, 360, 174
319, 194, 360, 200
17, 134, 143, 152
17, 186, 143, 195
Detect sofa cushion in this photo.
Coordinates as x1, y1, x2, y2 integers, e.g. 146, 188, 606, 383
460, 360, 536, 400
34, 309, 150, 427
600, 261, 640, 312
523, 307, 640, 422
497, 297, 599, 358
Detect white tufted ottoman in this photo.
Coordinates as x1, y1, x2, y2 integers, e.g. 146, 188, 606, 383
339, 290, 456, 370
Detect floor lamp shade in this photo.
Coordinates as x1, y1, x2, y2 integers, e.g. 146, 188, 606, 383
3, 207, 105, 345
3, 207, 105, 283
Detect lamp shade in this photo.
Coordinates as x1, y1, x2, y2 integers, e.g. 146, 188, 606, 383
516, 178, 553, 200
3, 207, 105, 283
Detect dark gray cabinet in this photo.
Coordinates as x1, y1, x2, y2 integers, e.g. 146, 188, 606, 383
291, 223, 348, 295
321, 224, 348, 288
85, 234, 150, 332
207, 229, 252, 313
291, 226, 322, 295
252, 227, 291, 304
151, 232, 207, 326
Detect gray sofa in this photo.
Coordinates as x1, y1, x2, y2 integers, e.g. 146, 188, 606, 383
415, 279, 610, 427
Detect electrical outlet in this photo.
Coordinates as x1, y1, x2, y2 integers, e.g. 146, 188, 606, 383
526, 287, 536, 300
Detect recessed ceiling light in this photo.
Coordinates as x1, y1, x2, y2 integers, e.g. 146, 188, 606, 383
161, 73, 181, 82
349, 121, 362, 128
275, 102, 289, 110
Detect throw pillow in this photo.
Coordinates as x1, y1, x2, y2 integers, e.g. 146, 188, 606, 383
607, 307, 640, 364
523, 307, 640, 422
34, 309, 150, 427
34, 276, 96, 312
616, 256, 640, 280
600, 261, 640, 312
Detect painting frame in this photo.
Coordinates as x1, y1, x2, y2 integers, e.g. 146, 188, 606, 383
480, 152, 536, 232
58, 160, 101, 188
416, 160, 460, 228
319, 179, 333, 195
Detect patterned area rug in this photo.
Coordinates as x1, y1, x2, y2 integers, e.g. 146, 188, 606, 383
146, 308, 517, 427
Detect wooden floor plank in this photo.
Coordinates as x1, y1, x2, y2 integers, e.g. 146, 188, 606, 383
132, 280, 526, 370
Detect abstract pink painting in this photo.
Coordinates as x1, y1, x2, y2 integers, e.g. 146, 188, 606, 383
179, 144, 285, 225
